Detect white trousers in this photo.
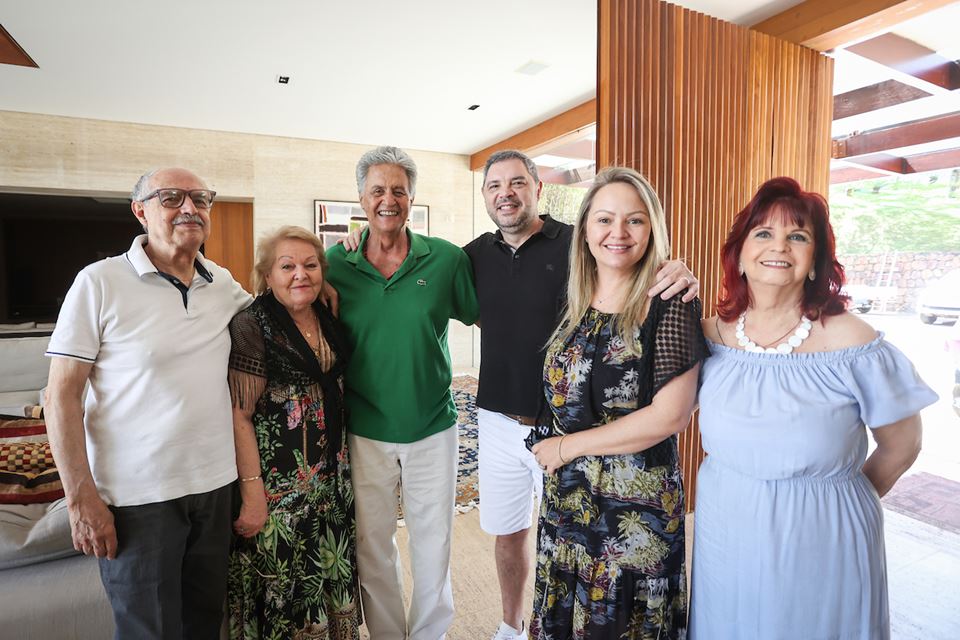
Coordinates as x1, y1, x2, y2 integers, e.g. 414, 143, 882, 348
350, 427, 458, 640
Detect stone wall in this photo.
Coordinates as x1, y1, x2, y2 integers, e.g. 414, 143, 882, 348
839, 252, 960, 312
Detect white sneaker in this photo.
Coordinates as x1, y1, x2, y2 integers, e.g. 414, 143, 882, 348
492, 621, 527, 640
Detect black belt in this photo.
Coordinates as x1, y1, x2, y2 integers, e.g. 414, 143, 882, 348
503, 413, 536, 426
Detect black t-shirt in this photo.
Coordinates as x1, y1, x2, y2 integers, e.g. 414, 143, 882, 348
463, 215, 573, 416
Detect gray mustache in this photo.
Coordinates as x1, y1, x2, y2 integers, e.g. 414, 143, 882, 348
173, 214, 204, 226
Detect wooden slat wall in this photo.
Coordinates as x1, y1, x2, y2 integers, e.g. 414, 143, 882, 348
598, 0, 834, 510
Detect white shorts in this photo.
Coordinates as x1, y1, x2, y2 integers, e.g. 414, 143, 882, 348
478, 408, 543, 535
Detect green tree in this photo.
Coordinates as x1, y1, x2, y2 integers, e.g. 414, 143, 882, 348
828, 171, 960, 254
539, 183, 587, 224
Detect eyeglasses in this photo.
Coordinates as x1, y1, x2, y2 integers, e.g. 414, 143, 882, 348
140, 188, 217, 209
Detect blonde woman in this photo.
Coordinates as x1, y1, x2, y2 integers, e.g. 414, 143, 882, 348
529, 168, 708, 639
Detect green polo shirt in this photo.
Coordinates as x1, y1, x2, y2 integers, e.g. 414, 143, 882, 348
325, 229, 479, 443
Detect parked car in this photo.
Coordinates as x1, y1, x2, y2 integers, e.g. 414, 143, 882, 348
947, 322, 960, 418
918, 270, 960, 325
842, 285, 874, 314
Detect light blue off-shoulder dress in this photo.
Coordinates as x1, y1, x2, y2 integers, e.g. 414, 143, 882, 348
690, 335, 937, 640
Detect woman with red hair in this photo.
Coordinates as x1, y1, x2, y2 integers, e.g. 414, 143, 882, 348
690, 177, 936, 639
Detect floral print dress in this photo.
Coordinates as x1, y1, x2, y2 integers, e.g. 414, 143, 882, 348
226, 294, 360, 640
529, 295, 708, 640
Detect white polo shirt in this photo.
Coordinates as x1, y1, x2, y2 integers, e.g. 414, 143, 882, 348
47, 235, 252, 506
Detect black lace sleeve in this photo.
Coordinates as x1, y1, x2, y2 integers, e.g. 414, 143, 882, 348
228, 308, 265, 376
651, 295, 709, 395
228, 307, 267, 412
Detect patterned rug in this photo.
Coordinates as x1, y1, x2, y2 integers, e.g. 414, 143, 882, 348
452, 374, 479, 514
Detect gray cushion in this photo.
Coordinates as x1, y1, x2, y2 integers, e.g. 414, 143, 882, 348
0, 553, 114, 639
0, 336, 51, 394
0, 498, 78, 570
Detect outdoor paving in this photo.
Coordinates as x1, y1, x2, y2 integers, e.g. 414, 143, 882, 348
866, 315, 960, 635
883, 472, 960, 535
886, 508, 960, 639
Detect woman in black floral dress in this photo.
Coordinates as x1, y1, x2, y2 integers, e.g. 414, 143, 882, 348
227, 226, 359, 640
529, 168, 708, 639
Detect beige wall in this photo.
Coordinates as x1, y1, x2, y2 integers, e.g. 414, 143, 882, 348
0, 110, 479, 368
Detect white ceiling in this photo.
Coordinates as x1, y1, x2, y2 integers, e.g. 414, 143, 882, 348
669, 0, 801, 26
882, 2, 960, 60
0, 0, 801, 155
833, 2, 960, 95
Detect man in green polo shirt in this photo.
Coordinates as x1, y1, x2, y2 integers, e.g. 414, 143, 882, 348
325, 146, 479, 640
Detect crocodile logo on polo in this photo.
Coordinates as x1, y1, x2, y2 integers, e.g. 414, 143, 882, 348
417, 279, 427, 286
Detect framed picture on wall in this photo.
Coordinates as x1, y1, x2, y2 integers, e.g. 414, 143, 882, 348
314, 200, 366, 250
408, 204, 430, 235
314, 200, 429, 249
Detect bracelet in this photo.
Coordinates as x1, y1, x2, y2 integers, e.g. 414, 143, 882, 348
558, 435, 569, 464
239, 475, 262, 483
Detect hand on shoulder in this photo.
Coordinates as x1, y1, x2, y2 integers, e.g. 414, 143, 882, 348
339, 227, 365, 253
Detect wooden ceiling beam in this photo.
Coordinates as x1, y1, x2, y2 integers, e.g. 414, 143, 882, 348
750, 0, 957, 52
842, 153, 908, 174
0, 23, 38, 68
832, 146, 960, 181
834, 79, 930, 119
469, 100, 596, 171
832, 110, 960, 158
846, 33, 960, 91
830, 166, 890, 183
539, 138, 596, 162
903, 147, 960, 172
538, 163, 597, 186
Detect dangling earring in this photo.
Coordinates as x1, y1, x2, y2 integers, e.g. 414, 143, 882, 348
738, 262, 744, 276
808, 269, 816, 281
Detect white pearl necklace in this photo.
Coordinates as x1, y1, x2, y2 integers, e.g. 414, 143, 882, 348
735, 312, 812, 354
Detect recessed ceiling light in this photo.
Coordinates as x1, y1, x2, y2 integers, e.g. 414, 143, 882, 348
468, 104, 480, 111
515, 60, 549, 76
277, 75, 290, 84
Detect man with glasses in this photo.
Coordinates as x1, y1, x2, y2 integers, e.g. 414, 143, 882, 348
45, 167, 252, 639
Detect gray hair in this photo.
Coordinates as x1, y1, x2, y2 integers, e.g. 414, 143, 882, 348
356, 146, 418, 197
482, 149, 540, 185
131, 169, 160, 201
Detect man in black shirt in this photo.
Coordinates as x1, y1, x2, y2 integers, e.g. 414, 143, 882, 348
463, 150, 698, 640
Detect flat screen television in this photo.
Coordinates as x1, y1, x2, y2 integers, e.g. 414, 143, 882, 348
0, 192, 142, 323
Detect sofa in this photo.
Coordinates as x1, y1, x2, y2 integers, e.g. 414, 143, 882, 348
0, 325, 54, 416
0, 327, 115, 639
1, 327, 233, 639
